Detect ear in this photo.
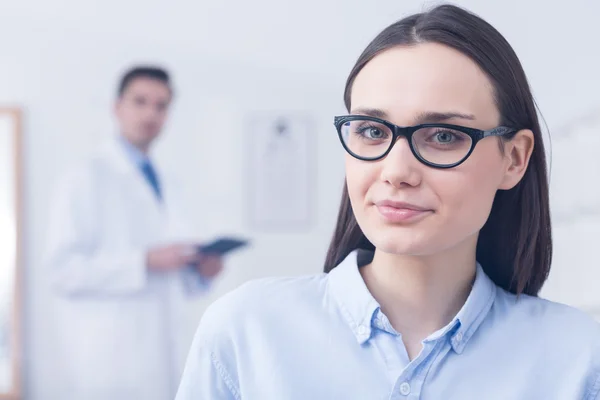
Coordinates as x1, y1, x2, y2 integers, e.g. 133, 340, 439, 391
114, 93, 126, 112
498, 129, 535, 190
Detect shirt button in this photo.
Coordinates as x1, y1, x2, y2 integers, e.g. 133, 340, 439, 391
357, 325, 367, 335
399, 382, 411, 396
455, 332, 464, 342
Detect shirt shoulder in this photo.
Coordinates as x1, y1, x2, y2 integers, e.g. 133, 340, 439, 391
493, 290, 600, 398
204, 273, 327, 318
495, 289, 600, 342
178, 273, 329, 399
51, 158, 100, 198
197, 273, 328, 343
56, 148, 112, 183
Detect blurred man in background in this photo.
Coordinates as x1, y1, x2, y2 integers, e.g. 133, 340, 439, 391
43, 66, 222, 400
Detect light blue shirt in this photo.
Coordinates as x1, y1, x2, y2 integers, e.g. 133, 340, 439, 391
176, 250, 600, 399
118, 135, 149, 168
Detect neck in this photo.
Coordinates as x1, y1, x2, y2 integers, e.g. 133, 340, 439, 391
120, 134, 150, 154
360, 237, 477, 341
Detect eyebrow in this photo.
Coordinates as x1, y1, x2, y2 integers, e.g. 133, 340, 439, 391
414, 111, 476, 124
350, 107, 476, 125
350, 107, 388, 119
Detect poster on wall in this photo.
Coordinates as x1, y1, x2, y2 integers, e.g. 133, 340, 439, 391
245, 113, 315, 231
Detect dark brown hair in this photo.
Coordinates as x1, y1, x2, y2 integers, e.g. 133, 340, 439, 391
324, 4, 552, 296
118, 65, 171, 97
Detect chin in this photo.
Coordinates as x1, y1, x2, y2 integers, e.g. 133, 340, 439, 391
373, 238, 432, 256
141, 131, 160, 141
369, 223, 479, 257
131, 132, 159, 148
366, 224, 442, 256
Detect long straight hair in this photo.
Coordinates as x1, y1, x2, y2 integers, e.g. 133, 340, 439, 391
324, 4, 552, 296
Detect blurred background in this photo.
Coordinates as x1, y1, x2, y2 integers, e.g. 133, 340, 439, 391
0, 0, 599, 398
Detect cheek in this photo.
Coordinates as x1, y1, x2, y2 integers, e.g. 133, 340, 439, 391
156, 112, 168, 123
122, 108, 138, 124
345, 156, 376, 215
439, 151, 505, 233
439, 175, 494, 229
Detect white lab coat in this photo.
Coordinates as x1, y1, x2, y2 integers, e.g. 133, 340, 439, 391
43, 138, 206, 400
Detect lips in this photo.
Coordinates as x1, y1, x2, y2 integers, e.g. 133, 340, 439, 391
374, 200, 431, 211
374, 200, 433, 223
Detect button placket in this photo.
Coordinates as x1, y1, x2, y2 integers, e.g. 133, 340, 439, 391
357, 325, 367, 335
399, 381, 411, 396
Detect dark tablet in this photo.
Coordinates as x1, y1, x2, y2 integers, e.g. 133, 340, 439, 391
197, 237, 249, 256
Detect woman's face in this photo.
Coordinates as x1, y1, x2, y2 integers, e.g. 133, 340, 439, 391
346, 43, 533, 256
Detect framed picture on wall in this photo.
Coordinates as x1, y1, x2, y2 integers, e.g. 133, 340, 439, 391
0, 108, 22, 400
244, 112, 316, 232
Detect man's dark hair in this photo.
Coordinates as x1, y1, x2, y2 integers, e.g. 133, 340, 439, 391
117, 66, 171, 97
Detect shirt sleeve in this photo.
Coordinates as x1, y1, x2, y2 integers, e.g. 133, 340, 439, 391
175, 305, 240, 399
585, 322, 600, 400
588, 374, 600, 400
179, 266, 214, 297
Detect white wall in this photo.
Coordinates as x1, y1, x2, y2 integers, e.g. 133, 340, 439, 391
0, 0, 599, 398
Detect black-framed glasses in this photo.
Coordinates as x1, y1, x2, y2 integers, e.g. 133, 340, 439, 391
334, 115, 517, 168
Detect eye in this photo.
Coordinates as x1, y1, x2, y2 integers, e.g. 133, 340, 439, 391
434, 130, 456, 143
359, 126, 386, 139
426, 129, 468, 144
340, 119, 392, 150
352, 122, 391, 141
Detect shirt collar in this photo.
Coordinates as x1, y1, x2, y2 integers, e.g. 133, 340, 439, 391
448, 261, 496, 353
327, 250, 380, 344
117, 135, 150, 169
327, 249, 497, 353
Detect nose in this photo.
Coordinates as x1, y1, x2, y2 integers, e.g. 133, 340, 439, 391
142, 106, 159, 119
379, 137, 422, 188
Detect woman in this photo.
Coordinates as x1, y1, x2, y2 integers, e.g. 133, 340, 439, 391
176, 4, 600, 399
